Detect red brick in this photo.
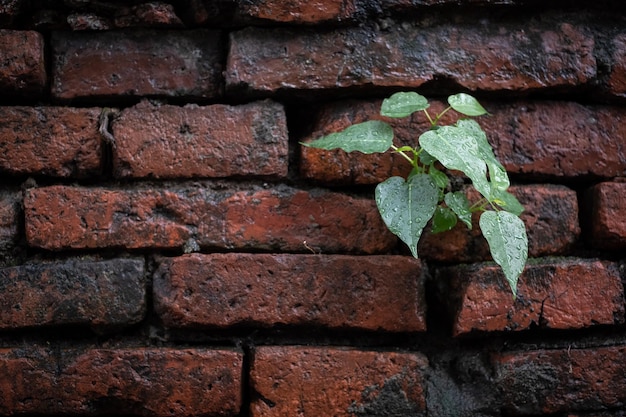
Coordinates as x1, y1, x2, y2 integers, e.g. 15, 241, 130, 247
250, 346, 428, 417
0, 191, 20, 253
608, 34, 626, 96
52, 30, 222, 100
589, 181, 626, 249
420, 184, 580, 262
0, 107, 103, 178
0, 30, 46, 97
440, 259, 624, 336
112, 100, 288, 179
300, 100, 626, 184
0, 258, 145, 331
0, 347, 242, 416
154, 253, 426, 332
237, 0, 358, 24
25, 185, 395, 253
227, 23, 595, 95
494, 345, 626, 414
113, 3, 184, 28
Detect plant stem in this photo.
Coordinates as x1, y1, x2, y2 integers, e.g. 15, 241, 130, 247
391, 145, 417, 166
433, 106, 452, 126
423, 109, 434, 126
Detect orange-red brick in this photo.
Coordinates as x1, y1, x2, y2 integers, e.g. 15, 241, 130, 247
0, 30, 45, 97
154, 253, 426, 332
589, 181, 626, 249
250, 346, 428, 417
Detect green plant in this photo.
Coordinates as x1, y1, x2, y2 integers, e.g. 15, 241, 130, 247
302, 92, 528, 296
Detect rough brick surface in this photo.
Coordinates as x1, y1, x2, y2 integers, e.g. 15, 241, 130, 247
25, 185, 395, 253
0, 30, 46, 97
0, 347, 242, 416
154, 253, 426, 332
589, 181, 626, 249
250, 347, 428, 417
52, 30, 223, 100
227, 22, 595, 95
0, 258, 145, 331
440, 259, 625, 336
0, 107, 102, 178
0, 191, 20, 253
300, 100, 626, 184
420, 184, 580, 262
494, 345, 626, 414
237, 0, 358, 23
609, 33, 626, 96
112, 100, 288, 179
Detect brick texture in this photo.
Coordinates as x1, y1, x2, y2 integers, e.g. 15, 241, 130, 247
608, 33, 626, 96
112, 100, 288, 179
236, 0, 359, 24
300, 100, 626, 184
250, 346, 428, 417
227, 22, 595, 95
0, 191, 20, 253
154, 253, 426, 332
0, 258, 145, 331
24, 185, 395, 253
0, 347, 242, 416
495, 345, 626, 414
0, 30, 46, 97
589, 181, 626, 249
0, 107, 102, 178
52, 30, 223, 100
440, 259, 625, 336
420, 184, 580, 261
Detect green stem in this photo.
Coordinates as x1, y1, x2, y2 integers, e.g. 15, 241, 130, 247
469, 197, 489, 212
391, 145, 417, 166
423, 109, 434, 126
433, 106, 452, 126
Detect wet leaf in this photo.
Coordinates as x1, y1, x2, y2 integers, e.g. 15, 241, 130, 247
448, 93, 488, 116
381, 92, 429, 118
302, 120, 393, 154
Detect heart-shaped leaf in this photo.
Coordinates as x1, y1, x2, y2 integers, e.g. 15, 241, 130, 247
448, 93, 488, 116
432, 206, 458, 233
381, 92, 429, 118
302, 120, 393, 154
375, 174, 439, 258
479, 210, 528, 296
444, 191, 473, 229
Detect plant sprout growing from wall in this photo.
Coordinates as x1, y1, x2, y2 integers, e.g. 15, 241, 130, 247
302, 92, 528, 296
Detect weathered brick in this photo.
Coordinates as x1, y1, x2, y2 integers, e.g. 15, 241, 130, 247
494, 345, 626, 414
0, 258, 145, 331
0, 107, 102, 178
154, 253, 426, 332
52, 30, 222, 100
113, 3, 184, 28
420, 184, 580, 262
589, 181, 626, 250
25, 184, 395, 253
440, 259, 624, 336
112, 100, 288, 179
227, 22, 595, 95
0, 0, 23, 26
250, 346, 428, 417
300, 100, 626, 184
0, 191, 20, 253
0, 347, 242, 416
236, 0, 359, 24
608, 33, 626, 96
0, 30, 46, 97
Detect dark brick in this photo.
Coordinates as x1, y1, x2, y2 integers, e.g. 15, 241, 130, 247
440, 259, 624, 336
589, 181, 626, 249
0, 347, 242, 416
112, 100, 288, 179
227, 22, 595, 95
154, 253, 426, 332
24, 184, 395, 253
0, 0, 24, 26
52, 30, 223, 100
113, 3, 184, 28
0, 30, 46, 97
250, 346, 428, 417
300, 100, 626, 184
236, 0, 359, 24
0, 107, 102, 178
494, 345, 626, 414
0, 191, 20, 253
0, 258, 145, 331
420, 184, 580, 262
608, 33, 626, 96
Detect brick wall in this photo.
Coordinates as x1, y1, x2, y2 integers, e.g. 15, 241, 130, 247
1, 1, 625, 416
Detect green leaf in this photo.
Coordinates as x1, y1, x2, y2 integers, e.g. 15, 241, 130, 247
381, 92, 429, 118
429, 166, 449, 190
419, 150, 437, 165
432, 206, 458, 233
301, 120, 393, 154
492, 190, 524, 216
375, 174, 439, 258
448, 93, 488, 116
479, 210, 528, 296
419, 125, 492, 200
444, 192, 473, 229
